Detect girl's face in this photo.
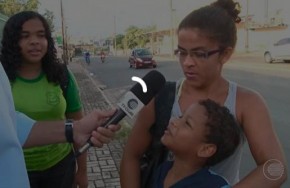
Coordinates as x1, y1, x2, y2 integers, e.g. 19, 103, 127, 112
176, 28, 226, 88
161, 103, 208, 157
19, 18, 48, 64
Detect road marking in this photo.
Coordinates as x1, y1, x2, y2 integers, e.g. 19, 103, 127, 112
131, 76, 147, 93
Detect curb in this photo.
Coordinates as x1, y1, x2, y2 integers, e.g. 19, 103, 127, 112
77, 61, 114, 109
68, 60, 125, 188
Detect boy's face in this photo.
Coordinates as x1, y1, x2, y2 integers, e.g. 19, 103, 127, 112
161, 103, 215, 158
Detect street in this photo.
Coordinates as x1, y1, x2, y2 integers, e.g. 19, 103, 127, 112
81, 54, 290, 187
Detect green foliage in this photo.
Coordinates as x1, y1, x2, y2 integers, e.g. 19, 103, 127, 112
125, 26, 139, 49
124, 25, 150, 49
24, 0, 38, 11
115, 34, 124, 50
0, 0, 55, 34
0, 0, 39, 17
43, 9, 55, 32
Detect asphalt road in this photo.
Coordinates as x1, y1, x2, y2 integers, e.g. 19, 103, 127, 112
82, 54, 290, 187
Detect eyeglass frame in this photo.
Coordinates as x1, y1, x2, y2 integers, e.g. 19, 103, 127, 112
174, 48, 224, 61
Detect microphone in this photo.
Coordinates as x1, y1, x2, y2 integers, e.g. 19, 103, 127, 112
75, 70, 166, 157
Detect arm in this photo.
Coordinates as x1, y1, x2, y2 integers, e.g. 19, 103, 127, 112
66, 111, 88, 188
23, 109, 120, 148
120, 99, 156, 188
233, 88, 287, 188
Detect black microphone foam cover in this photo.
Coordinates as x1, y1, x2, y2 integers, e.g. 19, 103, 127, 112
130, 70, 166, 105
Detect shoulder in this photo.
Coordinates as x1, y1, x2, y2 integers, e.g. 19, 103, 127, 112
236, 84, 267, 109
65, 68, 77, 86
236, 84, 262, 101
179, 168, 229, 188
235, 85, 268, 117
205, 169, 229, 187
66, 68, 74, 79
233, 84, 274, 138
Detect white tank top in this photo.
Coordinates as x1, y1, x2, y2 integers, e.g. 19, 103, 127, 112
170, 78, 245, 185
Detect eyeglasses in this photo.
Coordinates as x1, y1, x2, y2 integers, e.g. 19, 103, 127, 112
174, 48, 223, 62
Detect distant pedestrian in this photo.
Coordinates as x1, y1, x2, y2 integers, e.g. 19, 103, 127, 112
85, 51, 91, 65
100, 50, 105, 63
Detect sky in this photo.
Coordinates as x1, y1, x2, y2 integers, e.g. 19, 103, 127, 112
38, 0, 290, 42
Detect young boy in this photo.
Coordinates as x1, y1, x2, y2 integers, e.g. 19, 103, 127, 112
153, 99, 242, 188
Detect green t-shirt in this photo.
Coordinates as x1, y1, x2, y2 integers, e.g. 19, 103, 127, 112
11, 71, 82, 171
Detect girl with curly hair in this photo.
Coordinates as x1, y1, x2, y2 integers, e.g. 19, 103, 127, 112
1, 11, 88, 188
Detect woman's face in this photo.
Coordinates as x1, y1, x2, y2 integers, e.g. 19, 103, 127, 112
176, 28, 224, 87
18, 18, 48, 64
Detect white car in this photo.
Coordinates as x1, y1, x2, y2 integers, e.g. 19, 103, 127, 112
264, 37, 290, 63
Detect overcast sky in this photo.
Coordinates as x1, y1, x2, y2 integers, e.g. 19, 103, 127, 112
38, 0, 290, 41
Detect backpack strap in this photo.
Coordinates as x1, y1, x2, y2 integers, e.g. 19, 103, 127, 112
140, 81, 176, 188
150, 81, 176, 143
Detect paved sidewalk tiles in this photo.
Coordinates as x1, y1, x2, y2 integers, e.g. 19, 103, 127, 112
68, 60, 125, 188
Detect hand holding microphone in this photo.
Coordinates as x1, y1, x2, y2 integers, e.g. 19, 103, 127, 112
75, 70, 166, 157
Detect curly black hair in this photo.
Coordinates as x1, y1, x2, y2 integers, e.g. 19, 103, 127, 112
199, 99, 243, 166
0, 11, 67, 86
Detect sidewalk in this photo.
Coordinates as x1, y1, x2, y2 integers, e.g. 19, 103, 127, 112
67, 60, 125, 188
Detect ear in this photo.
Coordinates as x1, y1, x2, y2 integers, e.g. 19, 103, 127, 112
219, 47, 233, 65
197, 144, 217, 158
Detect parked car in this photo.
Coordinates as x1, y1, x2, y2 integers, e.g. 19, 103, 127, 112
129, 48, 157, 69
264, 37, 290, 63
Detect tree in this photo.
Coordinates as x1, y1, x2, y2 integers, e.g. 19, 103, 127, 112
115, 34, 124, 50
124, 26, 155, 49
125, 26, 143, 49
43, 9, 55, 32
0, 0, 39, 17
24, 0, 38, 11
0, 0, 55, 34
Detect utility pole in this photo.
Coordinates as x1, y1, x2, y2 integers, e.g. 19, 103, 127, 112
169, 0, 174, 58
245, 0, 249, 53
60, 0, 68, 64
124, 34, 127, 56
65, 26, 70, 62
265, 0, 269, 25
114, 15, 117, 56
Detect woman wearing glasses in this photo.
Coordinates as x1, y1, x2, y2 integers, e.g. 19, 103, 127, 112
120, 0, 287, 187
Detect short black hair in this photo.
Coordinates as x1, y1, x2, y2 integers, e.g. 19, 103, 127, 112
199, 99, 243, 166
